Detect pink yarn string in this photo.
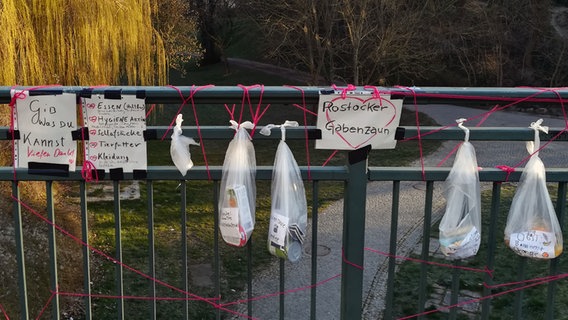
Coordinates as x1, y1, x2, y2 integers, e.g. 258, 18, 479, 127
224, 103, 236, 120
483, 273, 568, 290
220, 274, 342, 308
188, 86, 213, 180
397, 273, 568, 320
496, 165, 516, 181
161, 85, 214, 180
400, 88, 567, 143
9, 196, 261, 319
35, 288, 57, 320
363, 85, 389, 104
145, 103, 156, 119
291, 103, 317, 116
322, 150, 339, 167
285, 85, 312, 180
342, 247, 364, 270
161, 85, 214, 140
237, 84, 270, 136
396, 86, 426, 180
388, 88, 568, 106
494, 87, 568, 181
436, 104, 500, 167
331, 84, 357, 99
363, 247, 492, 276
0, 303, 9, 320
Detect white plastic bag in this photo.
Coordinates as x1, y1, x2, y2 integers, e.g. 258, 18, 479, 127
170, 114, 200, 176
261, 121, 307, 262
504, 119, 563, 259
218, 120, 256, 247
439, 119, 481, 259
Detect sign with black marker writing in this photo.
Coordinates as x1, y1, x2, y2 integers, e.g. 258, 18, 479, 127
82, 95, 147, 172
12, 91, 77, 170
316, 92, 403, 150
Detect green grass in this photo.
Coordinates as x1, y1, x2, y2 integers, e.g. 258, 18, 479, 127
84, 62, 442, 318
392, 184, 568, 319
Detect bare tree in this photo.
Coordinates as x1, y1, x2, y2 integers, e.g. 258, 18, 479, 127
244, 0, 338, 84
243, 0, 564, 86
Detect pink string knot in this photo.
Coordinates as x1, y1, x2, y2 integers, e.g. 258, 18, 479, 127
496, 165, 516, 181
496, 165, 515, 174
332, 84, 357, 99
81, 161, 98, 182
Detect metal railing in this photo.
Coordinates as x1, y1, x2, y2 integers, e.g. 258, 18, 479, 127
1, 86, 568, 320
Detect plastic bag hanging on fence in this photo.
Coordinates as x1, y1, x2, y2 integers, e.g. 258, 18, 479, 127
218, 120, 256, 247
261, 121, 307, 262
504, 119, 563, 259
439, 119, 482, 259
170, 114, 200, 176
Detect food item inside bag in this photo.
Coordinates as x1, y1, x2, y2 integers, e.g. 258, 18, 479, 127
505, 219, 563, 259
261, 121, 307, 262
218, 121, 256, 247
438, 119, 481, 259
219, 185, 254, 247
504, 119, 563, 259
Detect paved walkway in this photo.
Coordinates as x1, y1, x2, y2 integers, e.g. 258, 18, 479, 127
234, 104, 568, 319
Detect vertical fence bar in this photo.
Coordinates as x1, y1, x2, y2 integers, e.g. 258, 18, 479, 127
481, 182, 501, 320
46, 181, 60, 320
213, 180, 221, 320
146, 180, 156, 320
310, 180, 319, 320
80, 181, 92, 320
449, 261, 460, 320
340, 146, 370, 320
113, 180, 124, 320
513, 257, 526, 319
546, 181, 566, 320
279, 259, 285, 320
384, 180, 400, 319
417, 181, 434, 319
12, 181, 29, 320
247, 236, 253, 318
180, 181, 189, 320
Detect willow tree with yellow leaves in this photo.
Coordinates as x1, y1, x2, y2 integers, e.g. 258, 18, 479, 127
0, 1, 200, 317
0, 0, 200, 86
0, 0, 201, 153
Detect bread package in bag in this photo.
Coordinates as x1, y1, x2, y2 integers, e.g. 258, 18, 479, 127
439, 119, 481, 259
218, 121, 256, 247
504, 119, 563, 259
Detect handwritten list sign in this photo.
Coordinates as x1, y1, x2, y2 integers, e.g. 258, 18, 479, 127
316, 92, 403, 150
12, 90, 77, 170
82, 95, 147, 172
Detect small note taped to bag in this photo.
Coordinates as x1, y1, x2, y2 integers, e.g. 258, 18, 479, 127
268, 211, 289, 249
509, 230, 559, 259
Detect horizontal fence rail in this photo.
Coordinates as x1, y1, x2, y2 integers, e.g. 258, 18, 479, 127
1, 86, 568, 320
1, 86, 568, 105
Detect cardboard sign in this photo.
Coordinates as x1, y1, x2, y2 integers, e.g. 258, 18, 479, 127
12, 91, 77, 170
82, 95, 147, 172
316, 92, 402, 150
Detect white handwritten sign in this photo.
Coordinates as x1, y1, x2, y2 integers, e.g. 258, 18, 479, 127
82, 95, 147, 172
12, 91, 77, 170
316, 92, 403, 150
